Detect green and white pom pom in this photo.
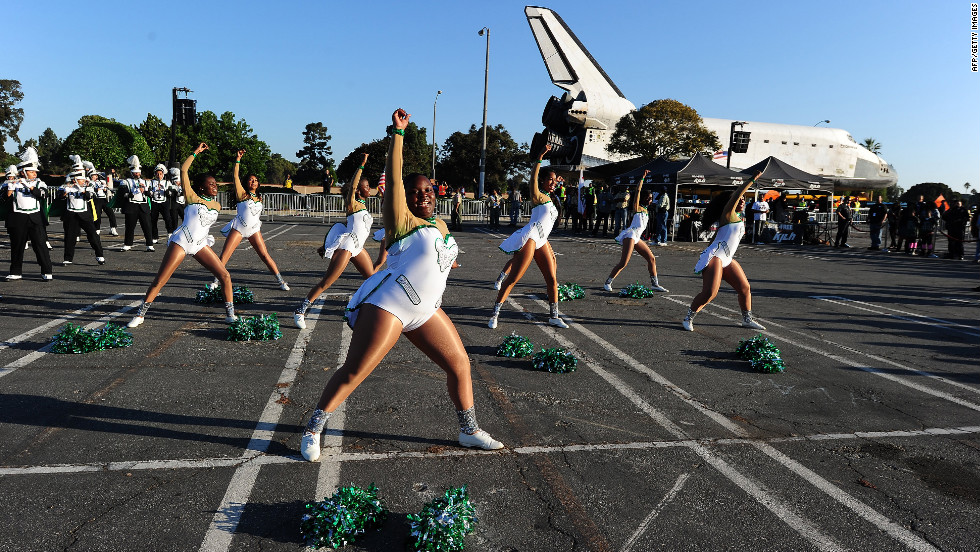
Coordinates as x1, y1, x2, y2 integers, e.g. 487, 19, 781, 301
496, 333, 534, 358
736, 334, 786, 373
557, 282, 585, 302
407, 486, 478, 552
51, 322, 133, 354
195, 285, 255, 305
300, 484, 388, 549
227, 314, 282, 341
619, 283, 656, 299
531, 347, 578, 374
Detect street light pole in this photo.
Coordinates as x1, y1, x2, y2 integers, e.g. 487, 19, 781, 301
813, 119, 830, 126
478, 26, 490, 198
432, 90, 441, 180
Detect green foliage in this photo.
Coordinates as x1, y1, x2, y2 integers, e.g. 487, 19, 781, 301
60, 118, 154, 172
266, 153, 297, 185
337, 139, 389, 186
861, 137, 882, 154
0, 79, 25, 145
37, 128, 63, 172
437, 124, 529, 193
177, 111, 272, 181
137, 113, 172, 166
901, 182, 957, 204
607, 99, 721, 160
295, 122, 334, 185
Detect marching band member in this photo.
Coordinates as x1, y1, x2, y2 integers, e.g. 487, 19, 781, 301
148, 163, 177, 243
300, 109, 502, 462
118, 155, 154, 252
169, 167, 184, 222
84, 161, 117, 236
58, 156, 105, 266
3, 147, 53, 281
293, 152, 375, 329
127, 143, 236, 328
211, 149, 290, 291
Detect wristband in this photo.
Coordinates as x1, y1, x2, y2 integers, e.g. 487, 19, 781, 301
393, 128, 405, 136
235, 160, 240, 164
358, 166, 365, 170
192, 153, 197, 158
537, 160, 544, 164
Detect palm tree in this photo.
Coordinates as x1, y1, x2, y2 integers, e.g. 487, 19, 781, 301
861, 138, 882, 154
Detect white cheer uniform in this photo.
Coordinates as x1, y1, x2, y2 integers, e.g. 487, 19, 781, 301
322, 206, 374, 259
222, 196, 263, 238
694, 216, 745, 274
170, 202, 218, 255
346, 225, 457, 332
499, 201, 558, 253
615, 208, 649, 245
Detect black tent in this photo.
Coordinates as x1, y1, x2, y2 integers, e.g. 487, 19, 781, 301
739, 156, 833, 193
673, 153, 747, 186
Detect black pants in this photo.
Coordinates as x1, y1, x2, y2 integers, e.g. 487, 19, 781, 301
948, 228, 965, 259
150, 201, 176, 240
95, 198, 117, 229
593, 212, 610, 235
63, 213, 104, 261
451, 209, 461, 231
835, 221, 850, 246
489, 208, 500, 228
6, 213, 53, 276
124, 209, 152, 246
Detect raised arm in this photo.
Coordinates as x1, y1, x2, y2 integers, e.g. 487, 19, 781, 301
530, 143, 551, 204
383, 109, 414, 235
232, 149, 247, 201
180, 142, 209, 205
346, 152, 368, 212
723, 171, 761, 222
632, 170, 649, 212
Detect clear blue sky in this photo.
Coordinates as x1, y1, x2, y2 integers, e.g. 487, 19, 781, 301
6, 0, 978, 192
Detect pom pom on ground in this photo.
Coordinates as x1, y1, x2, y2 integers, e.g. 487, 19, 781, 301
496, 333, 534, 358
51, 322, 133, 354
300, 484, 388, 549
736, 334, 786, 373
618, 283, 656, 299
407, 486, 478, 552
531, 347, 578, 374
195, 285, 255, 305
557, 283, 585, 302
227, 314, 282, 341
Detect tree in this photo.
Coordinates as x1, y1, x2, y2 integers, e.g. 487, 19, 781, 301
0, 79, 25, 148
437, 124, 529, 193
177, 110, 272, 181
136, 113, 171, 166
607, 99, 721, 160
60, 117, 154, 171
337, 139, 389, 187
901, 182, 957, 204
861, 138, 882, 155
36, 128, 62, 172
295, 122, 334, 185
266, 153, 298, 185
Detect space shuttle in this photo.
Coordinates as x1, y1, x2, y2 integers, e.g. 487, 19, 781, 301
525, 6, 898, 190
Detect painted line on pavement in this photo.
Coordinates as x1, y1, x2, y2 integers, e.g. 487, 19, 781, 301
198, 292, 332, 552
314, 322, 352, 501
0, 293, 142, 352
526, 294, 939, 552
621, 472, 691, 552
4, 425, 978, 477
241, 223, 297, 251
509, 297, 845, 552
811, 295, 979, 336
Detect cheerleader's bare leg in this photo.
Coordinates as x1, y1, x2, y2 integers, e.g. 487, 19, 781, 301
605, 238, 635, 290
489, 240, 536, 327
534, 242, 569, 328
247, 232, 288, 289
722, 260, 764, 328
293, 250, 353, 328
634, 240, 667, 292
682, 257, 723, 331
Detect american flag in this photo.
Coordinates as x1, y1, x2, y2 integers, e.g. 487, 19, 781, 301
377, 173, 386, 195
713, 150, 728, 160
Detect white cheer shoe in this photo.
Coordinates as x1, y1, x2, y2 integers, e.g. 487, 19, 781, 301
294, 313, 307, 330
301, 432, 321, 461
127, 316, 144, 328
458, 430, 504, 450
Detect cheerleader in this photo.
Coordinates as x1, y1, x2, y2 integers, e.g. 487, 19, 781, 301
148, 163, 177, 243
300, 109, 502, 462
58, 156, 105, 266
84, 161, 117, 235
293, 152, 375, 329
489, 143, 566, 329
3, 148, 54, 281
127, 143, 236, 328
682, 172, 765, 331
209, 149, 290, 292
117, 156, 154, 252
603, 170, 668, 293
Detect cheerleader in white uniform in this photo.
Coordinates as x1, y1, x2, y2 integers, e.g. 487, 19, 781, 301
127, 143, 236, 328
300, 109, 503, 462
211, 149, 290, 292
682, 172, 765, 331
293, 152, 376, 329
489, 143, 567, 329
603, 170, 667, 293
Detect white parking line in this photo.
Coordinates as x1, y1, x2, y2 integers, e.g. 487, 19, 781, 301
0, 296, 143, 379
198, 292, 335, 552
621, 472, 691, 552
811, 295, 979, 336
241, 224, 297, 251
508, 298, 846, 552
315, 322, 352, 501
523, 295, 940, 552
0, 293, 141, 352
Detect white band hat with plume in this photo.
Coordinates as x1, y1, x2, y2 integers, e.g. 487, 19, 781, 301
5, 164, 18, 178
17, 146, 40, 171
126, 155, 141, 174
